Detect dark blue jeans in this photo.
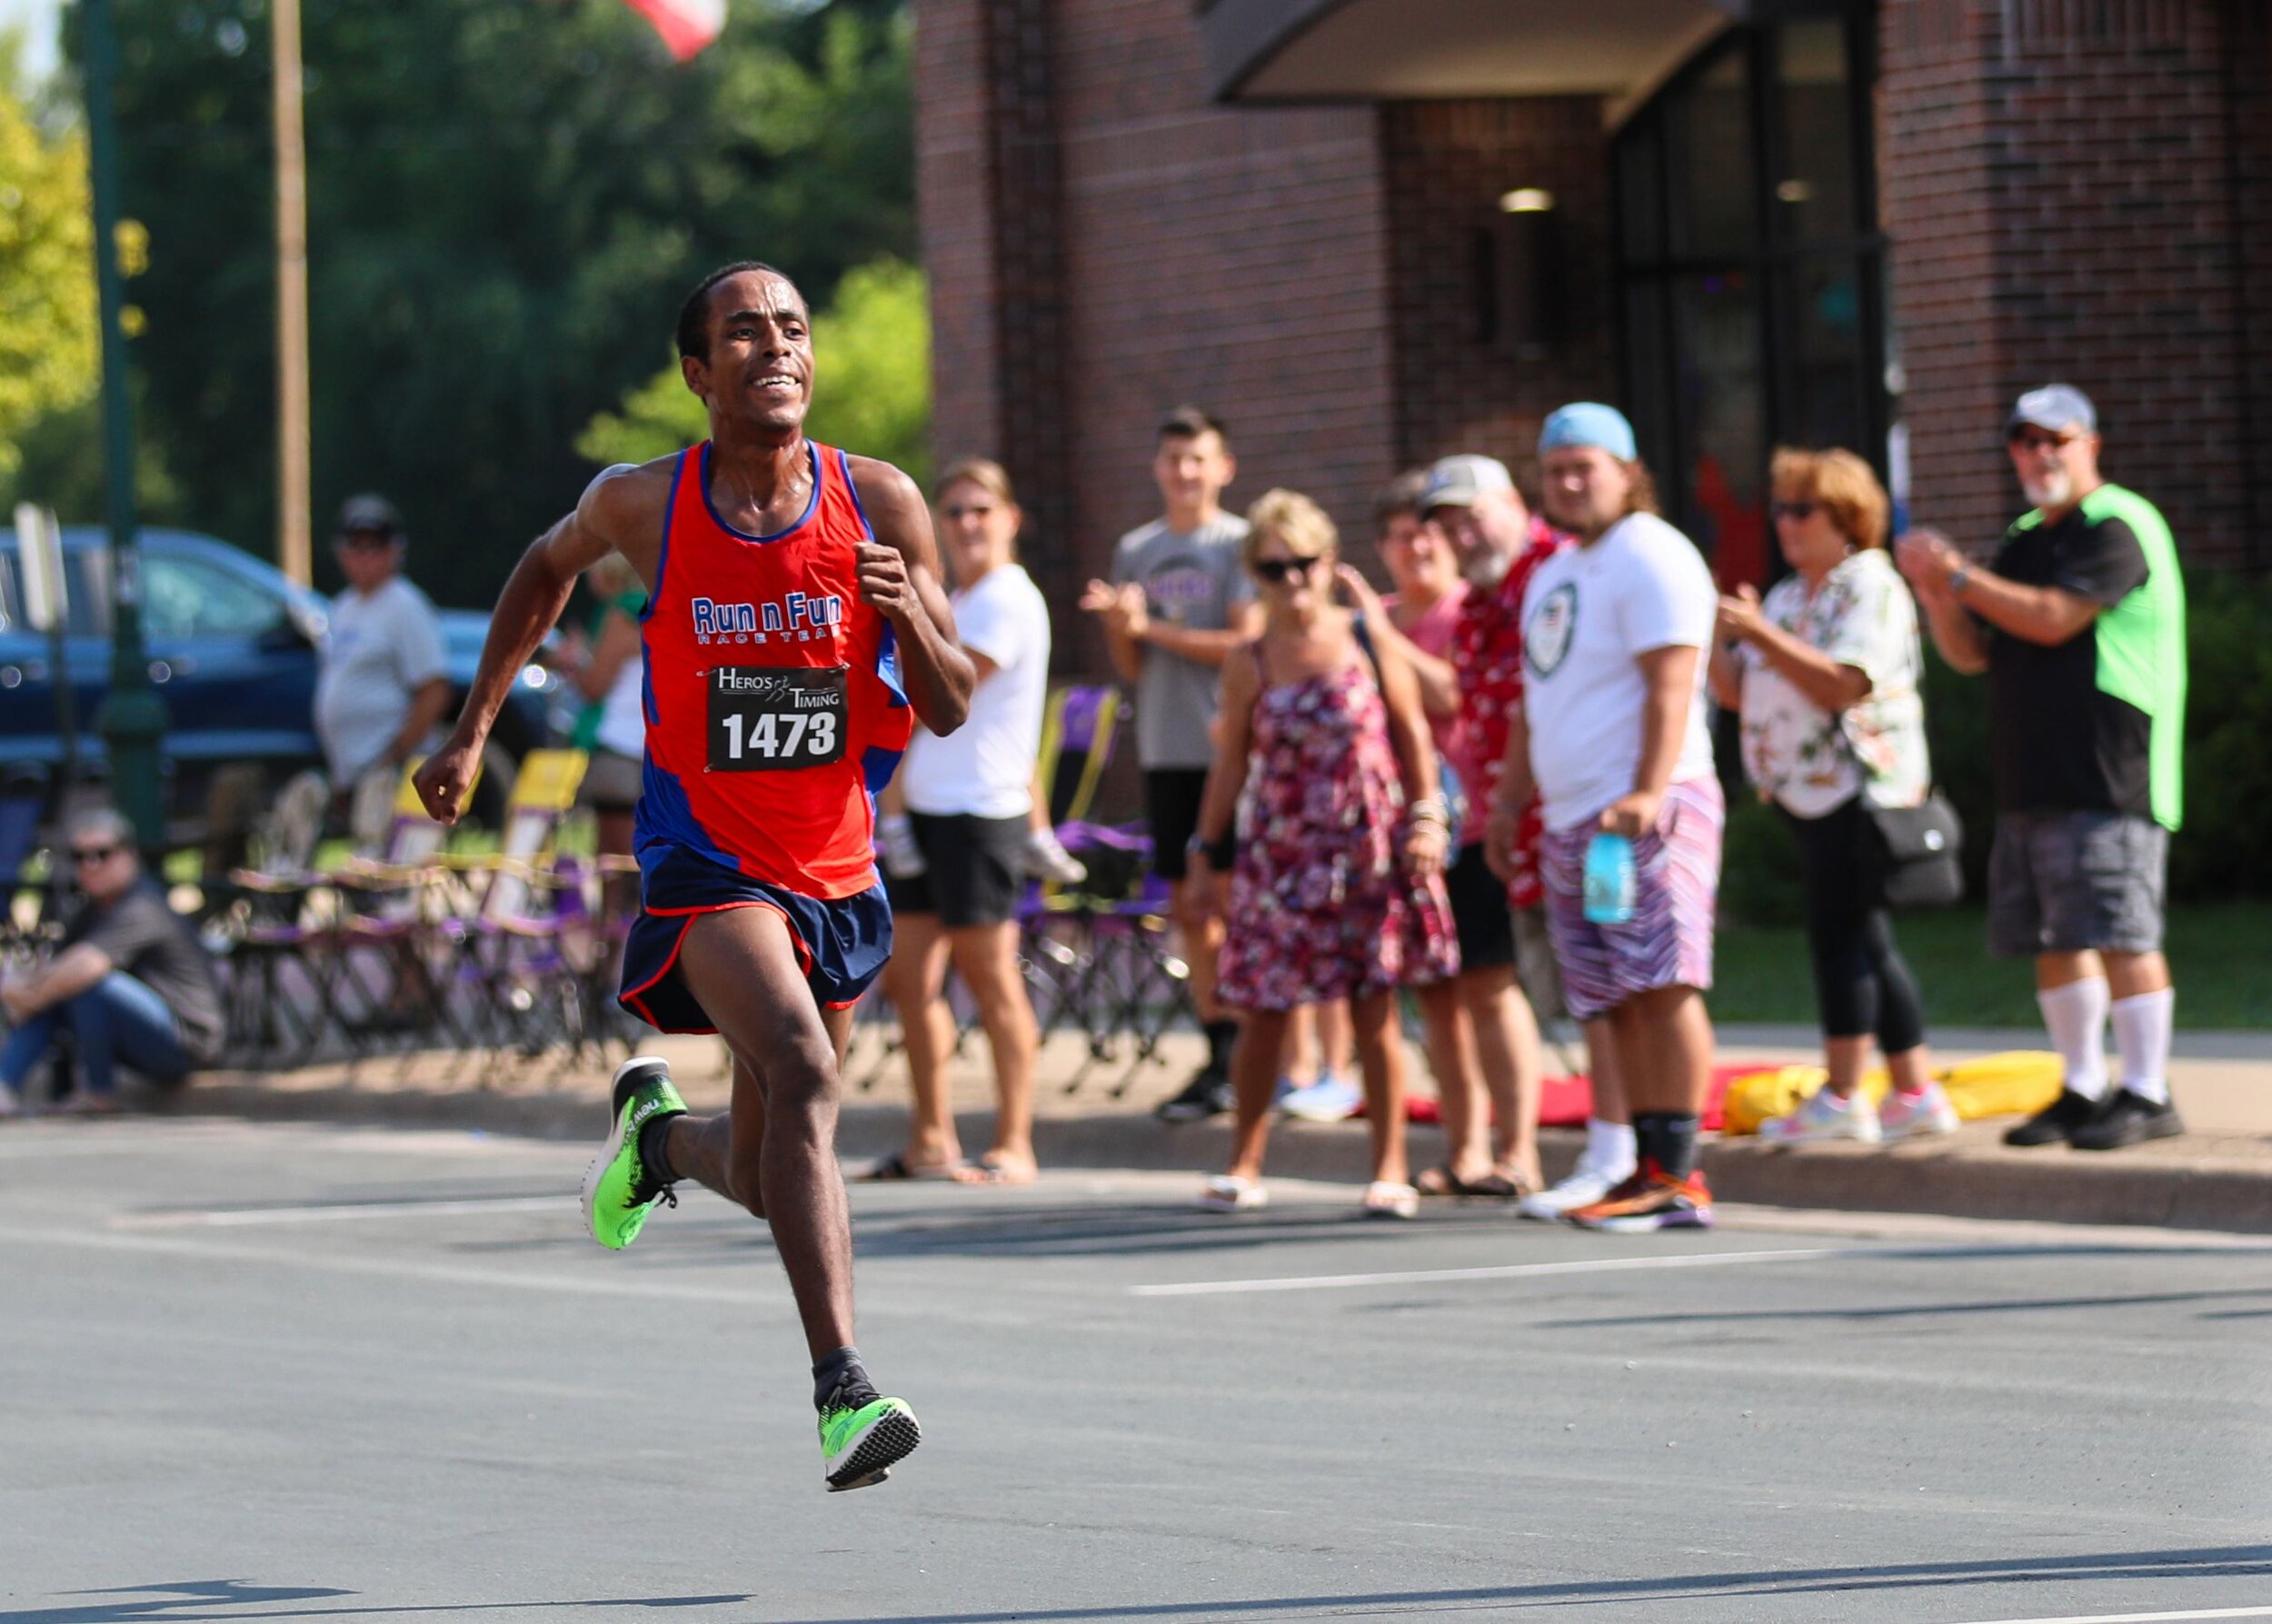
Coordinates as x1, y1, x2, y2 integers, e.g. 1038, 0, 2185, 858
0, 971, 191, 1099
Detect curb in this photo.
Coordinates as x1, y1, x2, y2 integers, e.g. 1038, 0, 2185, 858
165, 1077, 2272, 1234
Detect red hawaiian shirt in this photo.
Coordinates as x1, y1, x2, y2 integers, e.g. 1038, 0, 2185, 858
1451, 513, 1572, 909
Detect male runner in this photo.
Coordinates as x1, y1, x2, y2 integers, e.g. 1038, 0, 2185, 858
414, 262, 973, 1491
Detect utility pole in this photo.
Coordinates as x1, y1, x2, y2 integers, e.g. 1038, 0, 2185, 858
273, 0, 312, 586
82, 0, 169, 855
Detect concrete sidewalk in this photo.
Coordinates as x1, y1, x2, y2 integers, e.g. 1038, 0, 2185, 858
142, 1017, 2272, 1233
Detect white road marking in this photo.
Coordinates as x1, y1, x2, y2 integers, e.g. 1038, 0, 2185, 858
5, 1222, 779, 1310
1131, 1246, 1845, 1296
115, 1194, 573, 1229
1957, 1608, 2272, 1624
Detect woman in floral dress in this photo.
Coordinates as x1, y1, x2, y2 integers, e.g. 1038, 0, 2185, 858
1187, 489, 1461, 1217
1708, 447, 1950, 1144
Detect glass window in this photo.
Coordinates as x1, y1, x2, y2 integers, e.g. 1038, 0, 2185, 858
141, 553, 285, 640
1666, 48, 1757, 261
1775, 20, 1857, 245
1671, 272, 1766, 584
1619, 118, 1666, 265
1789, 257, 1869, 455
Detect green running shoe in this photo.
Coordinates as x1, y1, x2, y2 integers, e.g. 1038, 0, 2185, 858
580, 1058, 686, 1250
820, 1390, 922, 1492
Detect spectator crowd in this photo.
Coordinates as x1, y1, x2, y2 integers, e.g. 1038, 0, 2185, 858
0, 386, 2194, 1216
862, 382, 2189, 1230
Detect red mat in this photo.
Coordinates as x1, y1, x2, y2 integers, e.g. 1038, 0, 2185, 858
1371, 1065, 1780, 1132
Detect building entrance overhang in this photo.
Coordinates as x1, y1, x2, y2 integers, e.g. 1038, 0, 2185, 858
1200, 0, 1745, 112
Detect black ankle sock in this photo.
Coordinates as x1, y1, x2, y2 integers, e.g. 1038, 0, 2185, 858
1204, 1020, 1241, 1072
636, 1112, 678, 1186
1634, 1112, 1701, 1181
813, 1345, 873, 1411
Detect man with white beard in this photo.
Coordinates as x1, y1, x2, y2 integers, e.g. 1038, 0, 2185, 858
1896, 384, 2188, 1152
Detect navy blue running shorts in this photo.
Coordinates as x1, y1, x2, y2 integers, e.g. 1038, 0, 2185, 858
618, 843, 893, 1032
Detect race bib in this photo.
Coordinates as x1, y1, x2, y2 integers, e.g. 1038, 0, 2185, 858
706, 665, 848, 772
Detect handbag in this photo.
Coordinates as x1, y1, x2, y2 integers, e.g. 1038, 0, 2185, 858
1865, 791, 1964, 910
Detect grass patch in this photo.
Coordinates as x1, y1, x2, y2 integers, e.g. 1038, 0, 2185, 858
1713, 902, 2272, 1030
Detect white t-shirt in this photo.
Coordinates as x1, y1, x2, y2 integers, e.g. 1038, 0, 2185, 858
1520, 512, 1718, 832
315, 576, 448, 782
594, 647, 647, 760
900, 563, 1051, 820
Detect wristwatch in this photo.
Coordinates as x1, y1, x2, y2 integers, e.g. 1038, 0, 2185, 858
1948, 563, 1972, 596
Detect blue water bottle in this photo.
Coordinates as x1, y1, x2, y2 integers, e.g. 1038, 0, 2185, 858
1582, 832, 1637, 924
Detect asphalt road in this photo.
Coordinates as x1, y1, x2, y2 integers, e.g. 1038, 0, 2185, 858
3, 1119, 2270, 1624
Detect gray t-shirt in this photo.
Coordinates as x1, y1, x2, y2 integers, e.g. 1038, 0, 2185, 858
1111, 514, 1252, 770
315, 576, 448, 782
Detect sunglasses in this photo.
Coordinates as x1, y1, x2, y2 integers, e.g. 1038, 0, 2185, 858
1770, 500, 1819, 523
1253, 555, 1323, 584
70, 845, 119, 866
939, 503, 995, 522
337, 533, 398, 553
2008, 429, 2081, 453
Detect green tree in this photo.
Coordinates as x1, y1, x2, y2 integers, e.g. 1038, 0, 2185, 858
576, 256, 929, 483
0, 46, 97, 486
75, 0, 912, 604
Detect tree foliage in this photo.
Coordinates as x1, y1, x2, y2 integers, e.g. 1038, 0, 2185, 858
576, 256, 929, 483
69, 0, 912, 603
0, 46, 97, 484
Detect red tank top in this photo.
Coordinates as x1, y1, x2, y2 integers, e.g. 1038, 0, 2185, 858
634, 441, 912, 900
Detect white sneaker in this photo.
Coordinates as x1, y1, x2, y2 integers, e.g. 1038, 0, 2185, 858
1278, 1072, 1362, 1122
1021, 826, 1088, 886
1878, 1080, 1961, 1140
1759, 1086, 1882, 1144
1517, 1159, 1629, 1221
878, 815, 926, 880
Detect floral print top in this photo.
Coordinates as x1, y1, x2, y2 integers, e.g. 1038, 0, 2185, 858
1735, 547, 1931, 818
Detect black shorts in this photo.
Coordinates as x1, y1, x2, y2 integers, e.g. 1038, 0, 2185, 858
620, 844, 892, 1031
1144, 768, 1211, 882
882, 812, 1027, 929
1445, 841, 1515, 971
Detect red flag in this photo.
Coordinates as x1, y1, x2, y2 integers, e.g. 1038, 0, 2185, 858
619, 0, 725, 60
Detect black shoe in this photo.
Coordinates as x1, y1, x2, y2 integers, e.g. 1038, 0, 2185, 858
2069, 1089, 2184, 1151
2003, 1088, 2107, 1148
1155, 1066, 1234, 1122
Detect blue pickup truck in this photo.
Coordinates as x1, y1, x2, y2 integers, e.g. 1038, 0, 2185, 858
0, 526, 559, 837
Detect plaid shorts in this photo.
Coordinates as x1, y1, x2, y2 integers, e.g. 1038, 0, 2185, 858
1538, 777, 1723, 1021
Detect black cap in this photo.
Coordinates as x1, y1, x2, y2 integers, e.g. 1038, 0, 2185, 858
335, 493, 404, 540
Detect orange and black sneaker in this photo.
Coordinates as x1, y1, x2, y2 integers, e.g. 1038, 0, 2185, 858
1564, 1161, 1712, 1232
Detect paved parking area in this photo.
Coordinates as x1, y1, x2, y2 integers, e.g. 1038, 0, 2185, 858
3, 1119, 2269, 1624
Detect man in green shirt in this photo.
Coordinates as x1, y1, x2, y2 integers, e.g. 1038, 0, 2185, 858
1897, 384, 2187, 1151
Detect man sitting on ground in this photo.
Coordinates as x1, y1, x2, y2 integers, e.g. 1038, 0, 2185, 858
0, 809, 225, 1115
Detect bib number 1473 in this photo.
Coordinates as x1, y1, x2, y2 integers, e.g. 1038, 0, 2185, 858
707, 665, 849, 772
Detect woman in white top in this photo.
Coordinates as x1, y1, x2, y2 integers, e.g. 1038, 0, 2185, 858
873, 459, 1051, 1183
1709, 447, 1950, 1144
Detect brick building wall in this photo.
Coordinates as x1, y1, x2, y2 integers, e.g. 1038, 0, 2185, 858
918, 0, 1396, 673
1380, 98, 1619, 494
1881, 0, 2269, 568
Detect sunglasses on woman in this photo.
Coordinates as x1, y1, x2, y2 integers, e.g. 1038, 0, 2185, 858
1252, 554, 1321, 584
70, 845, 119, 866
1770, 500, 1819, 523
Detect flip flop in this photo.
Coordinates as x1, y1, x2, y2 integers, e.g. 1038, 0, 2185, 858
1416, 1163, 1518, 1201
861, 1152, 960, 1182
1360, 1181, 1420, 1220
1415, 1162, 1461, 1198
1199, 1174, 1268, 1213
952, 1155, 1038, 1186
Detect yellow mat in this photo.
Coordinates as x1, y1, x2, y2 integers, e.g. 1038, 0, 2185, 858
1719, 1051, 2065, 1136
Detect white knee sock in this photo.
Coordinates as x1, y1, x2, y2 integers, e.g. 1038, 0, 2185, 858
2109, 988, 2175, 1106
2038, 978, 2110, 1101
1584, 1117, 1636, 1178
